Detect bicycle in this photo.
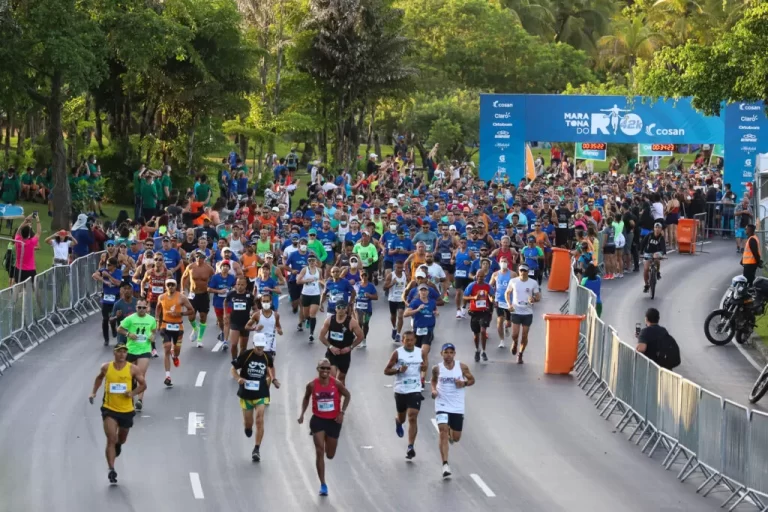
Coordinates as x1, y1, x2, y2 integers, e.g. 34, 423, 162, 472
646, 255, 667, 300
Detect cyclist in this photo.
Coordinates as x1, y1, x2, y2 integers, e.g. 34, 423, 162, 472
640, 222, 666, 294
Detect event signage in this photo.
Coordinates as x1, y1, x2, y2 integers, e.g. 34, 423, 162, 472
574, 142, 607, 161
638, 143, 674, 157
480, 94, 765, 197
712, 144, 725, 159
723, 101, 768, 189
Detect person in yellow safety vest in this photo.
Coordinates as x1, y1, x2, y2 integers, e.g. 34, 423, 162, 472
741, 224, 762, 285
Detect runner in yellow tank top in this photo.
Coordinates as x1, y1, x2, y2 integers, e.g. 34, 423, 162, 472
156, 278, 195, 387
405, 242, 428, 279
89, 344, 146, 484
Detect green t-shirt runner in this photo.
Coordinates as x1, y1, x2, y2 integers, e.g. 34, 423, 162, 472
353, 242, 378, 268
120, 312, 157, 356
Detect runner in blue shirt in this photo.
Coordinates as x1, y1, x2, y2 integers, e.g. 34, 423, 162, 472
323, 267, 356, 313
404, 284, 439, 383
353, 270, 378, 348
93, 257, 123, 346
208, 262, 238, 347
489, 256, 514, 349
389, 228, 413, 265
316, 220, 338, 268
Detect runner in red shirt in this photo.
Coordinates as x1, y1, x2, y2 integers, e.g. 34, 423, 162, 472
298, 359, 351, 497
463, 270, 493, 362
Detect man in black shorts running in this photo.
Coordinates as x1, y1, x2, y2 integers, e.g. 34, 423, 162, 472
298, 358, 351, 497
319, 300, 364, 385
224, 276, 256, 360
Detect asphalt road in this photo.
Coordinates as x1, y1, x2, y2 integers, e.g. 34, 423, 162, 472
599, 238, 766, 412
0, 285, 727, 511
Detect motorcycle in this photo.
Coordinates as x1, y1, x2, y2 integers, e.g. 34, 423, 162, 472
704, 275, 768, 346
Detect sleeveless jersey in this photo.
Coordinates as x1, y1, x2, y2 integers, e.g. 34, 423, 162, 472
409, 254, 426, 277
229, 236, 245, 257
435, 361, 465, 414
436, 237, 454, 265
301, 267, 322, 295
312, 377, 341, 419
159, 292, 184, 331
495, 247, 515, 265
102, 362, 134, 413
328, 315, 354, 349
241, 252, 258, 280
494, 270, 512, 309
394, 346, 422, 394
468, 282, 491, 312
147, 271, 168, 303
388, 271, 407, 302
257, 310, 277, 352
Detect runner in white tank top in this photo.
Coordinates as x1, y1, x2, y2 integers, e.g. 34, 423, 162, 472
383, 331, 427, 460
430, 343, 475, 479
297, 256, 323, 343
384, 260, 408, 344
246, 295, 283, 356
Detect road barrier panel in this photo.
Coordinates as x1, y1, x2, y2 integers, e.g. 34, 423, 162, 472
708, 400, 751, 509
620, 351, 649, 441
665, 379, 700, 476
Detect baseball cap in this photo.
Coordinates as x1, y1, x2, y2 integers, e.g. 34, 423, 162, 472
220, 260, 232, 267
369, 153, 378, 158
291, 234, 299, 241
105, 240, 115, 247
114, 344, 129, 352
519, 264, 529, 272
334, 299, 348, 309
654, 222, 663, 228
162, 236, 171, 242
222, 247, 232, 253
308, 228, 317, 235
272, 207, 279, 212
417, 284, 428, 291
441, 343, 456, 351
165, 278, 177, 284
415, 270, 426, 279
449, 225, 456, 231
252, 333, 267, 348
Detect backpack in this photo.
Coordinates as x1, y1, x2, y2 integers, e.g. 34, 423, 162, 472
654, 330, 681, 370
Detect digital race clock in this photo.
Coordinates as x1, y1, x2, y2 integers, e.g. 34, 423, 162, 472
580, 143, 607, 151
650, 144, 675, 152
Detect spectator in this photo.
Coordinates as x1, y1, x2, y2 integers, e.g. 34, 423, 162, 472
71, 213, 95, 259
285, 147, 299, 177
2, 167, 20, 205
195, 174, 212, 205
12, 214, 41, 285
580, 263, 602, 317
141, 172, 159, 219
45, 230, 75, 266
636, 307, 681, 370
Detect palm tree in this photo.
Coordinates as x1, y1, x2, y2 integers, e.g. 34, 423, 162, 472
647, 0, 706, 46
597, 13, 664, 73
552, 0, 618, 53
504, 0, 556, 39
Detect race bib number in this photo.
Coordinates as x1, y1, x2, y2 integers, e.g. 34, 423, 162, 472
135, 334, 147, 342
441, 252, 451, 260
165, 323, 180, 332
436, 413, 449, 425
151, 286, 164, 294
528, 269, 535, 277
558, 223, 567, 229
330, 293, 343, 303
355, 301, 368, 310
455, 270, 467, 278
103, 294, 116, 303
317, 399, 335, 412
109, 383, 127, 394
518, 300, 530, 307
218, 289, 228, 298
244, 380, 260, 391
497, 301, 509, 309
475, 300, 486, 308
416, 326, 428, 336
233, 302, 247, 311
403, 377, 419, 386
330, 331, 344, 341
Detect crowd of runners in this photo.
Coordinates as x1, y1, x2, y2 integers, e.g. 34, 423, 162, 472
89, 145, 748, 494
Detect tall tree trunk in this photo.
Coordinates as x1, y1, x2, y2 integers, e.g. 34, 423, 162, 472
4, 112, 12, 162
48, 71, 72, 230
68, 120, 78, 168
94, 97, 104, 151
186, 120, 196, 174
16, 118, 26, 156
273, 0, 285, 117
302, 142, 314, 167
365, 103, 376, 157
374, 132, 382, 165
239, 135, 249, 164
83, 95, 92, 148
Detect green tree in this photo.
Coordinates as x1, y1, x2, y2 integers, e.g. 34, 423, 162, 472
597, 12, 663, 75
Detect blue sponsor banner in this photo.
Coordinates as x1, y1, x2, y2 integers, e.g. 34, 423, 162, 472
479, 94, 724, 183
723, 101, 768, 198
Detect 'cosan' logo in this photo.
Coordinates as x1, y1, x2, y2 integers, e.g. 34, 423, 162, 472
493, 122, 513, 127
740, 103, 761, 111
741, 115, 758, 122
492, 100, 514, 108
495, 130, 510, 139
494, 113, 511, 119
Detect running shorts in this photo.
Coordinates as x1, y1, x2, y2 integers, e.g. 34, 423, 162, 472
510, 313, 533, 327
415, 329, 434, 348
309, 414, 342, 439
388, 301, 405, 316
435, 411, 464, 432
101, 407, 135, 429
288, 281, 303, 301
301, 294, 321, 307
326, 351, 351, 374
240, 397, 270, 410
496, 306, 511, 321
469, 311, 492, 333
162, 330, 182, 344
127, 352, 151, 363
395, 392, 423, 413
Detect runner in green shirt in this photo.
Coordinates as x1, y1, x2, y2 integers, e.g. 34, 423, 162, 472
117, 300, 157, 410
353, 233, 379, 272
306, 229, 328, 263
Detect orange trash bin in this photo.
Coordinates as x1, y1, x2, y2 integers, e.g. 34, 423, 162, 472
547, 247, 572, 292
677, 218, 697, 254
543, 314, 585, 374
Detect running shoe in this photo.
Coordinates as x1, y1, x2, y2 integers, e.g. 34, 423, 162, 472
391, 328, 397, 340
252, 446, 261, 462
108, 469, 118, 484
217, 332, 224, 341
305, 319, 310, 329
358, 339, 367, 349
498, 340, 505, 349
395, 333, 401, 344
189, 330, 198, 343
474, 351, 480, 362
309, 334, 314, 344
396, 420, 404, 438
172, 355, 180, 367
222, 341, 229, 351
481, 352, 488, 362
442, 464, 452, 479
517, 353, 524, 364
151, 348, 158, 358
643, 285, 649, 293
196, 341, 203, 348
442, 294, 449, 302
319, 483, 328, 496
103, 339, 109, 347
657, 272, 662, 280
406, 445, 416, 460
164, 376, 173, 387
297, 323, 304, 332
511, 343, 518, 356
245, 428, 253, 438
456, 310, 462, 319
135, 399, 143, 412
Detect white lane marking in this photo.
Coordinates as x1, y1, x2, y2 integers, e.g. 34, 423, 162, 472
667, 249, 677, 254
189, 472, 204, 499
431, 419, 439, 433
470, 474, 496, 497
211, 341, 223, 353
188, 412, 197, 435
279, 294, 287, 300
195, 371, 206, 387
719, 290, 762, 371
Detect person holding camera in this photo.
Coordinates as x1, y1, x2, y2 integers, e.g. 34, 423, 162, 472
11, 213, 41, 285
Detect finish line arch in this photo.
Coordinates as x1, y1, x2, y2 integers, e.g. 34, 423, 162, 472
479, 94, 767, 197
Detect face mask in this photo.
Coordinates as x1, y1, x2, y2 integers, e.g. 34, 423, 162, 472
351, 262, 358, 268
389, 225, 397, 232
262, 302, 271, 310
500, 262, 508, 270
299, 244, 307, 251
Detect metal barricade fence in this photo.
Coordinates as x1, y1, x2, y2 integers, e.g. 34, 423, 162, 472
33, 269, 58, 337
648, 369, 681, 458
624, 352, 649, 440
667, 379, 701, 474
639, 361, 660, 450
717, 400, 750, 497
84, 252, 103, 308
746, 411, 768, 497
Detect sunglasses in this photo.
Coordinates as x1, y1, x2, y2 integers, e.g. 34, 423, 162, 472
137, 306, 148, 310
318, 366, 332, 371
154, 258, 163, 262
167, 283, 176, 286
